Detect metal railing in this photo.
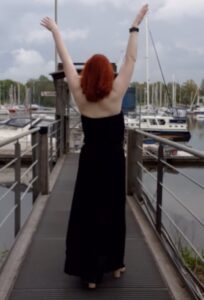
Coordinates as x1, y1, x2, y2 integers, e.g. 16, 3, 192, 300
127, 129, 204, 300
0, 118, 65, 268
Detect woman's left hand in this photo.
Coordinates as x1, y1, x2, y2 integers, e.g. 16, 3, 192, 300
40, 17, 58, 32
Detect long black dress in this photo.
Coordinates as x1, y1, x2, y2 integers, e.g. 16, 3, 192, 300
64, 111, 126, 283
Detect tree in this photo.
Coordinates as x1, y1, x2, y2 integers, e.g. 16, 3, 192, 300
0, 80, 25, 104
180, 80, 198, 105
26, 75, 55, 107
200, 79, 204, 96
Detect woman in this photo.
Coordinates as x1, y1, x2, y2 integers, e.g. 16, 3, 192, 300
41, 4, 148, 289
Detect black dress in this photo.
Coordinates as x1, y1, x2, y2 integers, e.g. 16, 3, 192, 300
64, 111, 126, 283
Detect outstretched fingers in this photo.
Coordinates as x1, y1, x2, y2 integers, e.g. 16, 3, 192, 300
136, 4, 149, 26
40, 17, 56, 31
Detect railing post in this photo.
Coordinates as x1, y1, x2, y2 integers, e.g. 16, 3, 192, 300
134, 131, 143, 201
55, 118, 61, 159
63, 115, 69, 153
39, 126, 49, 195
14, 141, 21, 236
31, 130, 39, 203
156, 143, 164, 234
127, 130, 134, 195
127, 130, 143, 200
49, 126, 54, 170
60, 119, 63, 157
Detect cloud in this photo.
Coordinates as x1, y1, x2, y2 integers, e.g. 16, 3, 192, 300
34, 0, 131, 8
118, 19, 130, 27
1, 0, 204, 85
154, 0, 204, 21
18, 26, 89, 45
62, 28, 90, 42
65, 0, 139, 10
2, 49, 54, 82
24, 30, 51, 44
33, 0, 66, 5
176, 42, 204, 56
12, 49, 44, 65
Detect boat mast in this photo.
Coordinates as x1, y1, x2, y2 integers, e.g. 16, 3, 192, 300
145, 14, 150, 108
172, 74, 177, 108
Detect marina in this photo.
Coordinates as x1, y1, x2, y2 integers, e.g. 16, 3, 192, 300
0, 0, 204, 298
0, 82, 204, 299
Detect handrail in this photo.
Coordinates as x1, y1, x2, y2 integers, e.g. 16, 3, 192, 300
138, 161, 204, 227
0, 205, 18, 230
0, 117, 67, 270
160, 158, 204, 190
0, 182, 17, 203
136, 128, 204, 159
0, 158, 18, 172
139, 144, 204, 190
159, 204, 204, 263
127, 129, 204, 298
0, 127, 39, 148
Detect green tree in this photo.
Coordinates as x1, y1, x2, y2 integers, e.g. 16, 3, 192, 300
200, 79, 204, 96
0, 80, 25, 104
26, 75, 55, 107
180, 80, 198, 106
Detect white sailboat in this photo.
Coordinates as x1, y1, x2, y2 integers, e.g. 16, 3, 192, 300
188, 95, 204, 120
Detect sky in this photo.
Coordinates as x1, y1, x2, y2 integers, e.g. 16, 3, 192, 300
0, 0, 204, 85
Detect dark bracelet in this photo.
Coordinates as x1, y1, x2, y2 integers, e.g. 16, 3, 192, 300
129, 26, 139, 33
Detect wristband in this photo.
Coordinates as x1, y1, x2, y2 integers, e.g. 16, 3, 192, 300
129, 27, 139, 33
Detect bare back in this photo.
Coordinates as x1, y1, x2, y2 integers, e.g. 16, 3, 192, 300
71, 76, 125, 118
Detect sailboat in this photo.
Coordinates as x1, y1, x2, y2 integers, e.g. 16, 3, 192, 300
187, 93, 204, 120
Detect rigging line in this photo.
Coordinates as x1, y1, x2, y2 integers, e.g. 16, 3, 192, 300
148, 28, 172, 107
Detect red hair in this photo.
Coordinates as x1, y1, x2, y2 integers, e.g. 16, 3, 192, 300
80, 54, 114, 102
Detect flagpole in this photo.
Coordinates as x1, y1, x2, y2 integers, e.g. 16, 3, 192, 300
55, 0, 58, 71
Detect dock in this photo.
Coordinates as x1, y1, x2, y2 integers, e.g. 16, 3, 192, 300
0, 153, 192, 300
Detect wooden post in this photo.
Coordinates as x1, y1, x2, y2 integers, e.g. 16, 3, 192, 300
53, 77, 69, 156
39, 126, 49, 195
156, 143, 164, 234
31, 131, 39, 203
14, 141, 21, 236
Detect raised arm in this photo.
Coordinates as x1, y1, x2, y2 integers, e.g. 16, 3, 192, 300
40, 17, 80, 93
113, 4, 148, 98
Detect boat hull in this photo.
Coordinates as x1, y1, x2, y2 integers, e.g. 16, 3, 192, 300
143, 130, 191, 143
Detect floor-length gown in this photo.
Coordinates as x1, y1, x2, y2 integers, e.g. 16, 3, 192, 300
64, 111, 126, 283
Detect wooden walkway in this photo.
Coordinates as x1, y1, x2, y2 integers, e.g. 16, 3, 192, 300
8, 153, 174, 300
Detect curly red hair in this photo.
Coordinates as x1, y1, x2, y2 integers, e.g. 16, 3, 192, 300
80, 54, 114, 102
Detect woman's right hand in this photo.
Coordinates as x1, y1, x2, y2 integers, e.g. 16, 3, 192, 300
133, 4, 148, 27
40, 17, 58, 32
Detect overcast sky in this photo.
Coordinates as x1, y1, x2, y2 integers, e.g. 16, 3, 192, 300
0, 0, 204, 85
